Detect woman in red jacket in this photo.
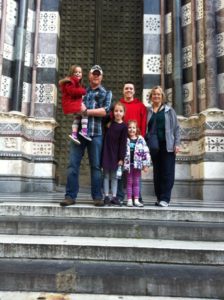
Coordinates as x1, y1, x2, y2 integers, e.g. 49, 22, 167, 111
59, 65, 91, 144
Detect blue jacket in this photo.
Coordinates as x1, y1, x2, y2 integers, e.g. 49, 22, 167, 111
146, 104, 180, 152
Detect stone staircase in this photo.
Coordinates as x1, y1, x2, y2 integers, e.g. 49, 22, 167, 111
0, 193, 224, 299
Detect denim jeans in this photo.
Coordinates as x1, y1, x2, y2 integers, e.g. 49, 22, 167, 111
65, 135, 103, 200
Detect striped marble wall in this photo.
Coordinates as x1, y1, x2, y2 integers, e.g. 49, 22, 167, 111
216, 0, 224, 109
143, 0, 161, 106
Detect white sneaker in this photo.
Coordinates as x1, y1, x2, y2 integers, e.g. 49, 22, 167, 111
159, 200, 169, 207
127, 199, 133, 207
69, 134, 81, 145
134, 199, 144, 207
79, 131, 92, 141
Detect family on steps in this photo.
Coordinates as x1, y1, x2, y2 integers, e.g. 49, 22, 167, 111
59, 64, 180, 208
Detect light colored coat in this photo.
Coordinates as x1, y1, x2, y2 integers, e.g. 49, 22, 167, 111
124, 135, 151, 172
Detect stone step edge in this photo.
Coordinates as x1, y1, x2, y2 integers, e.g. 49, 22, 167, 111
1, 204, 224, 222
0, 292, 212, 300
0, 235, 224, 265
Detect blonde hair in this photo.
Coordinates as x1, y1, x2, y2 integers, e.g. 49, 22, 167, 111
149, 85, 165, 103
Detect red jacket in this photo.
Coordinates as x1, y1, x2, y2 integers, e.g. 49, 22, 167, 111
59, 76, 86, 114
119, 98, 147, 136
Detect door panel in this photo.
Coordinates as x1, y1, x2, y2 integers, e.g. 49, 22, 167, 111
55, 0, 143, 186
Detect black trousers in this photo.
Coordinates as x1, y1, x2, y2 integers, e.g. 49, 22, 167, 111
151, 141, 176, 203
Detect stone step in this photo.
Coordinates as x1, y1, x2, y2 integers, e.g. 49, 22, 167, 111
0, 202, 224, 222
0, 259, 223, 298
0, 292, 216, 300
1, 215, 223, 241
0, 234, 223, 265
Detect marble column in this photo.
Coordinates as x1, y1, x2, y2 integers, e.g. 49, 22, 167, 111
204, 0, 218, 108
11, 0, 28, 112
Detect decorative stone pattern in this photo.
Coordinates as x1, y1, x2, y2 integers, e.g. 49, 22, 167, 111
181, 3, 191, 27
0, 76, 12, 98
39, 12, 60, 34
35, 84, 57, 104
144, 54, 161, 74
144, 14, 160, 34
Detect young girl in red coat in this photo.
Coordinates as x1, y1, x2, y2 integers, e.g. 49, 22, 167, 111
59, 65, 91, 144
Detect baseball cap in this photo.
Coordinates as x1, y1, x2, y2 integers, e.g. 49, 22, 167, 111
90, 65, 103, 75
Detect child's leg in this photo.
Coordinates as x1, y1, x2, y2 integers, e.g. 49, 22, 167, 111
126, 167, 134, 206
133, 169, 143, 207
69, 115, 81, 144
79, 116, 92, 141
111, 171, 118, 197
103, 170, 110, 196
72, 115, 80, 133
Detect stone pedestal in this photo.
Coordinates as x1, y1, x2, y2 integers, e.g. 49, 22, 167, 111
0, 111, 57, 192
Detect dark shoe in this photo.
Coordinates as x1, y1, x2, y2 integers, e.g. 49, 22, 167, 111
94, 199, 105, 207
155, 200, 160, 206
104, 196, 111, 205
111, 197, 122, 206
60, 198, 76, 207
139, 197, 144, 204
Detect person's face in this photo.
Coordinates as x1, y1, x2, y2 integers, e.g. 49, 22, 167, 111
128, 122, 137, 138
89, 70, 103, 88
151, 88, 163, 106
73, 67, 82, 80
114, 104, 125, 122
123, 83, 135, 101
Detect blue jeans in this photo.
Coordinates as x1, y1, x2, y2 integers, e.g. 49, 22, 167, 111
65, 135, 103, 200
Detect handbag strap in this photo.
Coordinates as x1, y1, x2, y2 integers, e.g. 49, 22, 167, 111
150, 103, 163, 134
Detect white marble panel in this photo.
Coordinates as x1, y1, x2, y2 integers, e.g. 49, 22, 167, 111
181, 3, 191, 27
205, 136, 224, 153
3, 43, 14, 60
0, 76, 12, 98
35, 84, 57, 104
39, 11, 60, 35
182, 45, 192, 68
143, 14, 160, 34
215, 0, 224, 11
24, 51, 33, 67
22, 82, 31, 103
165, 53, 172, 74
142, 89, 150, 107
218, 73, 224, 94
197, 78, 206, 99
26, 8, 35, 33
175, 163, 191, 180
197, 41, 204, 63
204, 162, 224, 179
6, 0, 17, 26
37, 53, 58, 69
196, 0, 203, 20
165, 12, 172, 34
32, 142, 53, 156
183, 82, 193, 103
216, 32, 224, 57
143, 54, 161, 74
33, 162, 55, 177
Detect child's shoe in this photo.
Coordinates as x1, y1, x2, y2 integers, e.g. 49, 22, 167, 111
79, 129, 92, 141
69, 132, 80, 145
134, 199, 144, 207
127, 199, 133, 207
104, 196, 111, 206
110, 196, 122, 206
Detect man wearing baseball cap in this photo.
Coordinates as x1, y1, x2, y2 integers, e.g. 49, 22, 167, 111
60, 65, 112, 207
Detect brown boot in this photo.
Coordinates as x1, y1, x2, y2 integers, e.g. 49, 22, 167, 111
60, 197, 76, 207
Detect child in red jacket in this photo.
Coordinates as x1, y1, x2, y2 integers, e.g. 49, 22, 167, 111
59, 65, 91, 144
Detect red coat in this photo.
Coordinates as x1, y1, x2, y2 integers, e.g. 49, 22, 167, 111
59, 76, 86, 114
119, 98, 147, 136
